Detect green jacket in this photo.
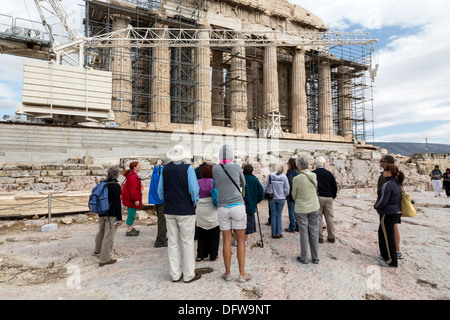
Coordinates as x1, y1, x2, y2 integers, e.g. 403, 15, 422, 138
244, 174, 264, 215
292, 169, 320, 214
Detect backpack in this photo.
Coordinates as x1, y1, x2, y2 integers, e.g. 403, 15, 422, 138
89, 180, 114, 226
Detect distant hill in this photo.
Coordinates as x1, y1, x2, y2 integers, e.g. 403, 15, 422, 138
370, 142, 450, 156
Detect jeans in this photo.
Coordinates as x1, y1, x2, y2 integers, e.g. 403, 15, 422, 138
269, 199, 285, 235
287, 200, 297, 231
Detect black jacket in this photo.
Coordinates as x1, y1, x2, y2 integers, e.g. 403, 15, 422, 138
312, 167, 338, 199
374, 177, 402, 215
99, 179, 122, 221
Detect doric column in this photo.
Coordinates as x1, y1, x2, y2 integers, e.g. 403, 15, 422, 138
291, 48, 307, 135
263, 46, 279, 114
151, 26, 171, 127
195, 28, 212, 129
319, 60, 333, 136
110, 14, 132, 127
230, 42, 247, 130
211, 50, 224, 126
337, 66, 352, 139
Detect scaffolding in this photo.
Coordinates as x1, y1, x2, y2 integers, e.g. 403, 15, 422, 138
82, 0, 375, 140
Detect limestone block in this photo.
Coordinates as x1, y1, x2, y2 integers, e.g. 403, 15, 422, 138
10, 171, 40, 178
0, 177, 15, 184
0, 170, 11, 177
40, 170, 63, 177
62, 170, 90, 176
41, 223, 58, 232
15, 178, 36, 184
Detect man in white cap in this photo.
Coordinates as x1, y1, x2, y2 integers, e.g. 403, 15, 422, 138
157, 145, 201, 283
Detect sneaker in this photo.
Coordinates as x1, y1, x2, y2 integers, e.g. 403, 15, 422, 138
239, 273, 252, 283
379, 259, 398, 268
397, 252, 403, 259
222, 273, 232, 282
231, 240, 237, 247
126, 228, 140, 236
244, 241, 248, 246
313, 259, 319, 264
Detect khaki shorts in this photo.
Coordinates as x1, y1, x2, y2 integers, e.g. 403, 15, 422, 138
217, 204, 247, 231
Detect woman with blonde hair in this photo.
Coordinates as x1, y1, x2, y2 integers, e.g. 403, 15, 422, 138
121, 161, 143, 236
264, 162, 290, 239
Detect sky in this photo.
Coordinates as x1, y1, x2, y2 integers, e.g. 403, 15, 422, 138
1, 0, 449, 144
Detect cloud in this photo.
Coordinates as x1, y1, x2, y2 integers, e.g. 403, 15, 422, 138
296, 0, 450, 143
375, 123, 450, 144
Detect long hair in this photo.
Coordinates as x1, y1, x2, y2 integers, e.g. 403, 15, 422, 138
385, 164, 405, 185
122, 161, 139, 177
202, 164, 213, 179
287, 158, 298, 172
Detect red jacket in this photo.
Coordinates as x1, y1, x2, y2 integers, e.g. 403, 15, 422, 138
121, 171, 143, 209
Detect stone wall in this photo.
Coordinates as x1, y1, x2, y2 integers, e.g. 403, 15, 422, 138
0, 148, 435, 193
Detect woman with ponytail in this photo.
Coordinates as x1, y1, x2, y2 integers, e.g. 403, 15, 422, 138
121, 161, 143, 236
374, 164, 405, 268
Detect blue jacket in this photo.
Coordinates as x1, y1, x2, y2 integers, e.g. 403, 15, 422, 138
148, 165, 164, 205
374, 177, 402, 215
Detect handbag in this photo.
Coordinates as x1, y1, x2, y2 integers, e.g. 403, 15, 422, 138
210, 179, 218, 207
264, 174, 273, 199
400, 187, 417, 217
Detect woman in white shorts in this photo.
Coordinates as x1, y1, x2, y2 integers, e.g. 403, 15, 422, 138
212, 145, 251, 283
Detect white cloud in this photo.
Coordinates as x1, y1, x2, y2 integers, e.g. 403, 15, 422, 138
295, 0, 450, 143
375, 123, 450, 144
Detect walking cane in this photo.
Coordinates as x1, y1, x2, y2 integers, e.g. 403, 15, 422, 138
255, 205, 264, 248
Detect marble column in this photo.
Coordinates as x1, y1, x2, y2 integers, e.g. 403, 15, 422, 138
337, 66, 352, 139
263, 46, 279, 114
211, 50, 224, 126
319, 60, 333, 136
230, 43, 247, 130
195, 29, 212, 129
110, 14, 132, 127
151, 26, 171, 127
291, 48, 307, 135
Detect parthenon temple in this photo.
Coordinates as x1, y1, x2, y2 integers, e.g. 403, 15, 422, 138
18, 0, 376, 144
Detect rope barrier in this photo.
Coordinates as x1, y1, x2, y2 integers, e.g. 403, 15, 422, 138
52, 197, 88, 208
0, 197, 48, 211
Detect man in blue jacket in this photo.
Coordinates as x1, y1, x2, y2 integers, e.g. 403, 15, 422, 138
158, 145, 201, 283
149, 156, 170, 248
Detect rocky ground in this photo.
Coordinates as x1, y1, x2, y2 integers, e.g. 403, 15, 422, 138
0, 187, 448, 300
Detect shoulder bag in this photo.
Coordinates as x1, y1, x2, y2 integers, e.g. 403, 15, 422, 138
220, 164, 245, 200
264, 174, 273, 199
400, 187, 417, 217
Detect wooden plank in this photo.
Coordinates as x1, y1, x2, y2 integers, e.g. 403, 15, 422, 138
23, 84, 112, 100
23, 79, 112, 94
22, 97, 111, 111
23, 65, 113, 84
21, 105, 112, 118
24, 59, 111, 77
22, 91, 111, 106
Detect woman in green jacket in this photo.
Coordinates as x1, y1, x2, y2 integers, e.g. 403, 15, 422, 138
292, 156, 320, 264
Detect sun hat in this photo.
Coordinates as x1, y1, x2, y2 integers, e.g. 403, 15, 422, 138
166, 145, 191, 162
